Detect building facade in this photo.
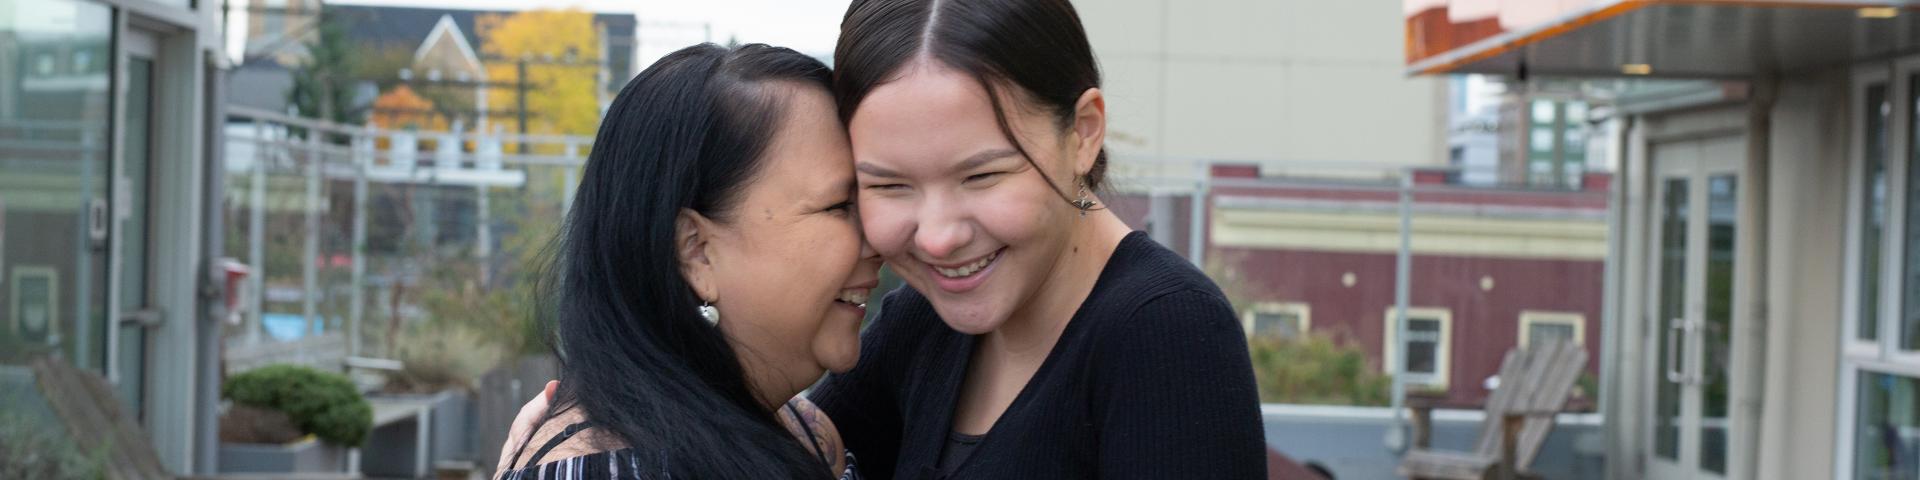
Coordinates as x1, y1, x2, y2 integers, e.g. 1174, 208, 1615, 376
1104, 162, 1611, 410
0, 0, 227, 474
1077, 0, 1450, 176
1408, 1, 1920, 478
1208, 167, 1610, 409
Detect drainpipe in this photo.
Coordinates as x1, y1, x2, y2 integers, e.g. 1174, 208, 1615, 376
196, 55, 227, 475
1744, 74, 1777, 480
1598, 114, 1630, 480
1387, 168, 1414, 454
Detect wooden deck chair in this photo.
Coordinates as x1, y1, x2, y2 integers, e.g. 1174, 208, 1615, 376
1397, 340, 1588, 480
28, 355, 172, 480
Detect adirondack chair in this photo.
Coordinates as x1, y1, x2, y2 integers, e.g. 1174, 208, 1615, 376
1397, 339, 1588, 480
27, 355, 172, 480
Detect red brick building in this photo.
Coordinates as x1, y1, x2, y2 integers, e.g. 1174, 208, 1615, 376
1109, 165, 1609, 409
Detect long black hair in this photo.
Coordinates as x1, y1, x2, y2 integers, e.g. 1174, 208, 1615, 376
833, 0, 1109, 197
535, 43, 834, 478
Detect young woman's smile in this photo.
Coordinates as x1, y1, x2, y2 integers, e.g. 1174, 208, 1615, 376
921, 247, 1005, 294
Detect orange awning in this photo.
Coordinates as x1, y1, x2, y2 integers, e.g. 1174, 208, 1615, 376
1406, 0, 1920, 77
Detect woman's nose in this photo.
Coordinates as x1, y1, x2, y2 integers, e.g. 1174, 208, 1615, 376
914, 217, 972, 260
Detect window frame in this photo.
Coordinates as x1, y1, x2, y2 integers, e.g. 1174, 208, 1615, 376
1840, 56, 1920, 480
1242, 301, 1310, 339
1383, 306, 1453, 390
1845, 62, 1897, 360
1518, 310, 1586, 348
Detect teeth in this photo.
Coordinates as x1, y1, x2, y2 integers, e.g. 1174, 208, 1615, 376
934, 251, 997, 278
837, 289, 870, 307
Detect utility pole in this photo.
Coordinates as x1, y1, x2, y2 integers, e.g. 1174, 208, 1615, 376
517, 57, 529, 155
1388, 169, 1414, 455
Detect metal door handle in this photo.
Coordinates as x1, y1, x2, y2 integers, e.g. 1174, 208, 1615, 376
121, 308, 163, 327
1687, 318, 1707, 386
88, 198, 109, 247
1665, 318, 1688, 384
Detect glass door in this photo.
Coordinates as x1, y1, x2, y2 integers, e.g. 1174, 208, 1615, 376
1646, 135, 1745, 479
109, 28, 161, 419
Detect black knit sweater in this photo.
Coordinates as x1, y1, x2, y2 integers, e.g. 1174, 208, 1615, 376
810, 232, 1266, 479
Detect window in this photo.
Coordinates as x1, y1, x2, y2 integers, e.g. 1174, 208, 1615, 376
1856, 82, 1891, 347
263, 0, 287, 39
1243, 302, 1309, 339
1904, 70, 1920, 353
1531, 127, 1556, 154
1384, 307, 1452, 389
1842, 60, 1920, 479
1519, 311, 1585, 348
1531, 100, 1557, 123
1852, 371, 1920, 480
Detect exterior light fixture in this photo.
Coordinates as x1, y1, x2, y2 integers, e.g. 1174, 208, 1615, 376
1860, 7, 1899, 19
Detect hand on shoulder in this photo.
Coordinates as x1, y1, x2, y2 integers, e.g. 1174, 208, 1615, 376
779, 395, 848, 474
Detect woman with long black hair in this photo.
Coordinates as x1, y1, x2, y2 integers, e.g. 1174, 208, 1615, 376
492, 42, 880, 479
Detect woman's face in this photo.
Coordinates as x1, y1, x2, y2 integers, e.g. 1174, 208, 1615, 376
699, 84, 881, 397
847, 62, 1088, 334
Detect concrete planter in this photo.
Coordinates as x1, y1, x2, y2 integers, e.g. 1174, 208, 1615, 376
362, 389, 473, 477
428, 391, 474, 463
217, 437, 347, 473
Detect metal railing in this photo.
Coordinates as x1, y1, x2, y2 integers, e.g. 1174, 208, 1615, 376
222, 106, 591, 364
217, 108, 1617, 461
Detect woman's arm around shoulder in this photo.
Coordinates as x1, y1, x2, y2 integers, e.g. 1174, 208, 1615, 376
779, 396, 849, 475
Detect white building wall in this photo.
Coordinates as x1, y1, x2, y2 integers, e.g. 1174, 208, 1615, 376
1079, 0, 1448, 171
1755, 68, 1848, 480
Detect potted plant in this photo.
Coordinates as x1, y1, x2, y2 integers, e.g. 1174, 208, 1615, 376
360, 322, 507, 476
217, 364, 372, 473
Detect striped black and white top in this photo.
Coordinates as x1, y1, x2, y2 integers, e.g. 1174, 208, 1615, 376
498, 419, 862, 480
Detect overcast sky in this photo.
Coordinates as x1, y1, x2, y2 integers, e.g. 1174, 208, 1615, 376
324, 0, 851, 56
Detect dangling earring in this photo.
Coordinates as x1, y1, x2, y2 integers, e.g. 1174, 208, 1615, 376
1071, 179, 1096, 217
698, 302, 720, 325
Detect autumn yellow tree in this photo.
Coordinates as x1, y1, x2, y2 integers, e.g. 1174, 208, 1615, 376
476, 9, 603, 153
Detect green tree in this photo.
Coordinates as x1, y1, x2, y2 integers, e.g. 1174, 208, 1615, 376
288, 10, 358, 126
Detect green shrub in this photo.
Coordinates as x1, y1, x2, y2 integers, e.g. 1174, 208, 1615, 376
223, 364, 372, 447
1249, 334, 1392, 406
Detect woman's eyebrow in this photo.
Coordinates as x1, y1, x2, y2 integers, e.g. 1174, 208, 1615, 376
953, 148, 1020, 173
855, 162, 903, 178
854, 148, 1018, 178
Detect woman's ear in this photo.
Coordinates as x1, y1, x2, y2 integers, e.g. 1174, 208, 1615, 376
1070, 87, 1107, 176
677, 210, 720, 303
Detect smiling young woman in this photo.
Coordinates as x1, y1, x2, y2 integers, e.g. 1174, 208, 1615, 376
807, 0, 1267, 478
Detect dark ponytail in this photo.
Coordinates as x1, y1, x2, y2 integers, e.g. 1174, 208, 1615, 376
834, 0, 1109, 199
536, 43, 834, 479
